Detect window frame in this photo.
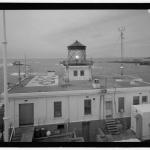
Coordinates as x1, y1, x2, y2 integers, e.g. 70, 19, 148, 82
133, 96, 140, 105
54, 101, 62, 118
118, 97, 125, 113
84, 99, 92, 115
73, 70, 78, 76
142, 96, 148, 104
80, 70, 84, 76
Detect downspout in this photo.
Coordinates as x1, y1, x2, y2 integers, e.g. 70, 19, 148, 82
113, 86, 117, 117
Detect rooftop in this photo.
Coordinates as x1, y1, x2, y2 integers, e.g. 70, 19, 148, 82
8, 72, 150, 94
68, 40, 86, 50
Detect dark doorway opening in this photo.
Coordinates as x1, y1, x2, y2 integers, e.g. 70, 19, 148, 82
82, 121, 90, 142
19, 103, 34, 126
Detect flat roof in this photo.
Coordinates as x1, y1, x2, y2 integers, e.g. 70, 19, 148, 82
8, 72, 150, 94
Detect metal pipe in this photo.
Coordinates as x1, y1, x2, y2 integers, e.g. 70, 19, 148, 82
119, 27, 125, 76
2, 10, 10, 142
24, 54, 26, 78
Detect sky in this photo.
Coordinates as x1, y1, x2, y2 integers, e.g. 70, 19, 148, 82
0, 10, 150, 58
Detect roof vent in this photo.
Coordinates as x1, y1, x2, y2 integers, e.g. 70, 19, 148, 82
92, 79, 100, 89
115, 79, 123, 82
130, 80, 138, 85
130, 78, 143, 85
133, 78, 143, 82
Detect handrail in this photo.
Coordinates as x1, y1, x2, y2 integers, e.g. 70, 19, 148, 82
9, 126, 15, 142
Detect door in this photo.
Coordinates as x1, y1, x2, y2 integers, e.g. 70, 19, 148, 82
136, 114, 142, 140
105, 101, 113, 119
82, 122, 90, 142
19, 103, 34, 126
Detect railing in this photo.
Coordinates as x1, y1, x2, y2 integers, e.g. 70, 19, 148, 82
9, 126, 15, 142
61, 59, 93, 66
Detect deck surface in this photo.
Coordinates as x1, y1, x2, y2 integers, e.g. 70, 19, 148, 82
18, 126, 34, 142
8, 73, 150, 94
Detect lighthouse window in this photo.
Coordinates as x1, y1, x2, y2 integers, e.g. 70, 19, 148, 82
54, 101, 62, 117
80, 70, 84, 76
118, 97, 125, 112
133, 96, 140, 105
74, 70, 78, 76
84, 99, 91, 115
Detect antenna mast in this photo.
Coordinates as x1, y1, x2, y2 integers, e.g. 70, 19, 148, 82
24, 54, 26, 78
2, 10, 9, 142
118, 26, 125, 76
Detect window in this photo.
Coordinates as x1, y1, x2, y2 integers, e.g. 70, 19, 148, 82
118, 97, 125, 112
133, 96, 140, 105
73, 70, 78, 76
142, 96, 148, 104
80, 70, 84, 76
84, 99, 91, 115
54, 101, 62, 117
57, 124, 64, 130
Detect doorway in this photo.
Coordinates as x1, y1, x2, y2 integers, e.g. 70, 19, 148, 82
82, 122, 90, 142
19, 103, 34, 126
136, 114, 142, 140
105, 101, 113, 119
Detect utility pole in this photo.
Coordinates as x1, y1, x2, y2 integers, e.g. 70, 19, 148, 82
24, 54, 26, 78
2, 10, 9, 142
119, 27, 125, 76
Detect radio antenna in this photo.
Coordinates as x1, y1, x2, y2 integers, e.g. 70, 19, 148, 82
118, 26, 125, 76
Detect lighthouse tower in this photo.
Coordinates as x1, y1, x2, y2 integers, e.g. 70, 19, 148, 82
62, 40, 93, 81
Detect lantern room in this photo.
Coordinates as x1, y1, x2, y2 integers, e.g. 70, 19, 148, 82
68, 40, 86, 63
62, 41, 93, 81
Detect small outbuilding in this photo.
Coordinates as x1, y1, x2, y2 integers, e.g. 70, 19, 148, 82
131, 104, 150, 141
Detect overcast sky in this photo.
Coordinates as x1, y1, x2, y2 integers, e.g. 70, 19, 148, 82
0, 10, 150, 58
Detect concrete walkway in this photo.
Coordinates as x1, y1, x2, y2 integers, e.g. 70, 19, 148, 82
15, 126, 34, 142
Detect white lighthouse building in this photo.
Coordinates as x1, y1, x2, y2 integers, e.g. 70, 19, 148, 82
62, 40, 93, 81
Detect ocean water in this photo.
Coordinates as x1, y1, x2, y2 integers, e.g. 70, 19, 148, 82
0, 58, 150, 94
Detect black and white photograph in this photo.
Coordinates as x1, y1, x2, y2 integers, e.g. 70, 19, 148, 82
0, 6, 150, 145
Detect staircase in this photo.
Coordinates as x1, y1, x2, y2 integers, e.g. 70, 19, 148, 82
105, 119, 120, 135
11, 132, 22, 142
11, 126, 34, 142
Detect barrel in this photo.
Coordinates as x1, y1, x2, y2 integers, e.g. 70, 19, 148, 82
34, 128, 40, 138
40, 128, 46, 137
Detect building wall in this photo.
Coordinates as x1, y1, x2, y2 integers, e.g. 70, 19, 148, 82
142, 113, 150, 140
113, 90, 150, 119
8, 86, 150, 129
67, 66, 92, 81
131, 105, 150, 140
10, 93, 101, 128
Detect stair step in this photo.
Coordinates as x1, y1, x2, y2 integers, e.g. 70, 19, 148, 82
108, 127, 118, 130
107, 124, 117, 127
11, 134, 21, 142
12, 137, 21, 140
108, 130, 118, 132
105, 119, 120, 135
107, 127, 118, 130
11, 140, 20, 142
106, 121, 116, 123
109, 130, 120, 133
14, 134, 21, 137
108, 131, 119, 134
106, 123, 116, 125
12, 138, 21, 141
110, 132, 120, 135
106, 119, 116, 122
